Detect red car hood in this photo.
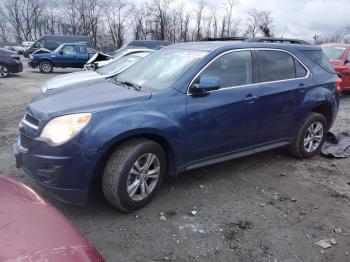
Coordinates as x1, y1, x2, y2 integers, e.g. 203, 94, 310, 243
0, 176, 104, 262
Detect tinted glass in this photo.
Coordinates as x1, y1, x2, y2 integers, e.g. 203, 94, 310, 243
301, 50, 336, 74
295, 59, 307, 78
79, 45, 87, 53
322, 46, 346, 60
62, 45, 76, 54
200, 51, 252, 88
257, 50, 295, 82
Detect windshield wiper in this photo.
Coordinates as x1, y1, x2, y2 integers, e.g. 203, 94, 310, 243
113, 78, 142, 91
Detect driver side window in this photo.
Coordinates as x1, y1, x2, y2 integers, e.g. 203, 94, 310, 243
62, 45, 76, 54
199, 51, 253, 88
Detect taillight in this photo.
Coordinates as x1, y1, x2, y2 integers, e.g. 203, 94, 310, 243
336, 78, 342, 93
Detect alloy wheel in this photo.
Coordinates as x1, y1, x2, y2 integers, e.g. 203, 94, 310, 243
303, 121, 324, 153
127, 153, 160, 201
42, 63, 52, 73
0, 65, 9, 77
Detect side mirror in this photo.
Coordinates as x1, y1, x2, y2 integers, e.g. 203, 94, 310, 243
59, 50, 63, 55
191, 76, 221, 93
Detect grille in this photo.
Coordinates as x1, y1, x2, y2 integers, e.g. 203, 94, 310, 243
20, 133, 32, 149
24, 113, 39, 127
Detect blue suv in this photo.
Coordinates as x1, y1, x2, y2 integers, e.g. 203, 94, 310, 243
15, 41, 339, 212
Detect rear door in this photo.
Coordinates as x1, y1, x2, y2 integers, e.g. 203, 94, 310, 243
76, 45, 89, 67
254, 49, 309, 141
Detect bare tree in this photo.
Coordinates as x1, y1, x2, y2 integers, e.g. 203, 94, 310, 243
258, 10, 273, 37
193, 0, 206, 41
147, 0, 171, 40
245, 8, 260, 37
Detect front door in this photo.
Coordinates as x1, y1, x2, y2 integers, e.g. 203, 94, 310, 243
186, 50, 262, 162
56, 45, 78, 67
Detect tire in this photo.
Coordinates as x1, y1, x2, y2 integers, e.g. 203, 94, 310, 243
0, 64, 9, 78
289, 112, 327, 159
39, 61, 53, 73
102, 138, 166, 212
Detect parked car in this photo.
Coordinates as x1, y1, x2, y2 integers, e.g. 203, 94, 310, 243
108, 40, 170, 56
0, 176, 104, 261
28, 43, 96, 73
84, 48, 152, 71
321, 43, 350, 92
0, 48, 23, 77
15, 41, 340, 212
23, 35, 92, 58
41, 49, 153, 92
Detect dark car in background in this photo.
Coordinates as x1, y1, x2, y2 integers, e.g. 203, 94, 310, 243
0, 176, 104, 261
15, 41, 339, 212
23, 35, 92, 58
321, 43, 350, 92
108, 40, 170, 56
28, 43, 96, 73
0, 48, 23, 78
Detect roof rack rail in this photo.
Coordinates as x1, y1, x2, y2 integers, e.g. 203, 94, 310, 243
200, 36, 247, 42
246, 37, 311, 45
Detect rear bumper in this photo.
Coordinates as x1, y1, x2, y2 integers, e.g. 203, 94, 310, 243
13, 137, 102, 205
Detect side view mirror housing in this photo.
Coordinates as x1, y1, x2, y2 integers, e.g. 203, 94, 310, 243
59, 50, 63, 55
191, 76, 221, 93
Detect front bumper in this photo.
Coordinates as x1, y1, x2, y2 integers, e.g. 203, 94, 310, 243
28, 60, 39, 68
14, 136, 101, 205
8, 60, 23, 73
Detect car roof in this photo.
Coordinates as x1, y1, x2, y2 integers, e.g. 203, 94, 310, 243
0, 47, 15, 54
168, 41, 319, 52
321, 43, 350, 48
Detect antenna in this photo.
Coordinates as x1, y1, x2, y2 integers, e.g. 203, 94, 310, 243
281, 26, 288, 39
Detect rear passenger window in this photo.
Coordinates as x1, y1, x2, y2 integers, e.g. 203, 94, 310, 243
200, 51, 252, 88
79, 45, 87, 53
257, 50, 296, 82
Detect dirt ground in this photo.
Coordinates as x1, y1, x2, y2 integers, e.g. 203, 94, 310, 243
0, 59, 350, 262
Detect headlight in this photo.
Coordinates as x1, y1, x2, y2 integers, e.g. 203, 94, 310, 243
40, 113, 91, 145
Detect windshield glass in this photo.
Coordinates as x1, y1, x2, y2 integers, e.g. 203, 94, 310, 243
96, 52, 150, 75
322, 46, 346, 60
116, 48, 208, 90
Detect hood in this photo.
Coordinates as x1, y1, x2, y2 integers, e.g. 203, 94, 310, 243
0, 176, 104, 262
33, 48, 51, 54
29, 79, 152, 119
43, 70, 104, 91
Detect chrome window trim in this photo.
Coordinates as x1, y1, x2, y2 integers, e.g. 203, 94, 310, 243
186, 48, 310, 95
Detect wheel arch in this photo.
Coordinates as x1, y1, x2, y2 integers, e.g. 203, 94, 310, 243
310, 103, 333, 129
90, 132, 178, 185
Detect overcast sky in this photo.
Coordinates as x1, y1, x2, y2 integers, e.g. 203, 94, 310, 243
193, 0, 350, 41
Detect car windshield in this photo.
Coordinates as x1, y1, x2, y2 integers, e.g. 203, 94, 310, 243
116, 48, 208, 90
96, 52, 150, 75
322, 46, 346, 60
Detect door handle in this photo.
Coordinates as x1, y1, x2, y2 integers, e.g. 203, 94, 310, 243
298, 83, 305, 92
244, 94, 259, 103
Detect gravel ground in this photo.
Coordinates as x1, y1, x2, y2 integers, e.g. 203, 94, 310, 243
0, 59, 350, 262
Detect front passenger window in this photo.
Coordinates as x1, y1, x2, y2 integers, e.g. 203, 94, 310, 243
199, 51, 253, 88
62, 45, 76, 54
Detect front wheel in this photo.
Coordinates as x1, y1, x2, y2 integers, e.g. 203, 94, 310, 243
102, 139, 166, 212
39, 61, 53, 73
289, 112, 327, 158
0, 64, 9, 78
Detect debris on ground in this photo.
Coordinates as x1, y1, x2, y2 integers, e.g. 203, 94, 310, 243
190, 210, 197, 216
315, 238, 337, 249
159, 212, 167, 221
334, 227, 343, 234
259, 202, 267, 207
280, 172, 288, 176
166, 210, 177, 216
321, 131, 350, 158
